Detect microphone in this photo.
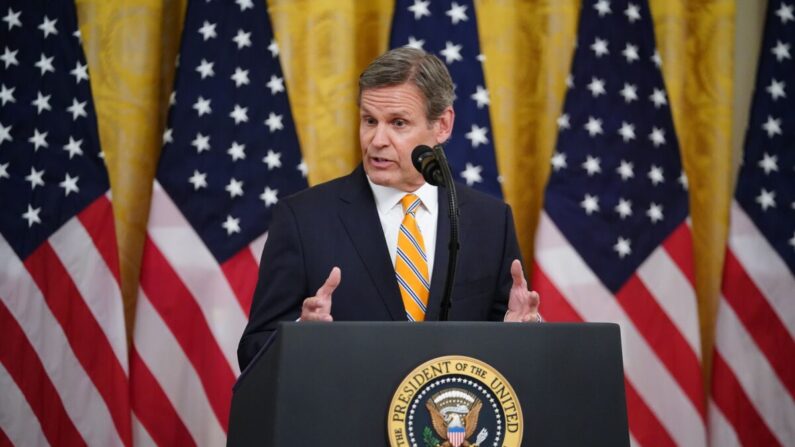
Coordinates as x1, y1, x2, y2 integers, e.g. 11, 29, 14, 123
411, 145, 445, 186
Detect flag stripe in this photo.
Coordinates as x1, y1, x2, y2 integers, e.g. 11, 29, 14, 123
0, 425, 13, 447
707, 400, 742, 447
130, 348, 196, 447
722, 250, 795, 397
139, 238, 235, 431
132, 294, 226, 445
220, 248, 259, 315
77, 194, 122, 284
0, 301, 81, 447
248, 233, 268, 267
23, 242, 130, 445
624, 377, 677, 447
131, 413, 157, 447
532, 264, 583, 322
660, 221, 696, 286
711, 351, 781, 446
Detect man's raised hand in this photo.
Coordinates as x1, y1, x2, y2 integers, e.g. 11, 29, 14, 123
504, 259, 542, 323
300, 267, 341, 322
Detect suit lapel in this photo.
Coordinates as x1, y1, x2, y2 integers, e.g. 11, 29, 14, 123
338, 167, 406, 320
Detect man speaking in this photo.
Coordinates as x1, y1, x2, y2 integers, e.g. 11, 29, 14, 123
237, 47, 540, 370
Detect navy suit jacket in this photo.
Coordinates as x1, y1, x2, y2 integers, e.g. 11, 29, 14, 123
237, 166, 522, 370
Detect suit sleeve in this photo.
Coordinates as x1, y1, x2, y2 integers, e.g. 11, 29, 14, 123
491, 204, 523, 321
237, 199, 307, 370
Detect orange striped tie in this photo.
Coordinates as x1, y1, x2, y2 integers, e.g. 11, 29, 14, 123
395, 194, 430, 321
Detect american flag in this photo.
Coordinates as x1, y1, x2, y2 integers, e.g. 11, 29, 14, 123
129, 0, 307, 444
0, 0, 130, 446
532, 1, 706, 445
708, 1, 795, 445
389, 0, 503, 198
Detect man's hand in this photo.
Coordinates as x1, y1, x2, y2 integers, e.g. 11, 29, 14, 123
300, 267, 341, 322
504, 259, 542, 323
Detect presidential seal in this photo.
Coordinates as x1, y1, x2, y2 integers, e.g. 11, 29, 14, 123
387, 355, 523, 447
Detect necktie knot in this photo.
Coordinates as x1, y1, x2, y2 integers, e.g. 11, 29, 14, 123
401, 194, 421, 216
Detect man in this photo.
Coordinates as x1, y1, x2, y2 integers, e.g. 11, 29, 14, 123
237, 47, 540, 370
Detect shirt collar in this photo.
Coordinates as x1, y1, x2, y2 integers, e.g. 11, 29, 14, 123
366, 177, 438, 215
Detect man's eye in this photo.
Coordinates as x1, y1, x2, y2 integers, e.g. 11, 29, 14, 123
394, 119, 406, 127
364, 117, 376, 125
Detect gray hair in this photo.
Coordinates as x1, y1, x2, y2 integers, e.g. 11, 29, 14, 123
358, 47, 454, 122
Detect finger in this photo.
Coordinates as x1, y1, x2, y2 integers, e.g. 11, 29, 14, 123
528, 291, 540, 309
510, 259, 526, 289
315, 266, 341, 300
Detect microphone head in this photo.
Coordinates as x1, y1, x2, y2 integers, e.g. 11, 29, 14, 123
411, 144, 444, 186
411, 145, 434, 172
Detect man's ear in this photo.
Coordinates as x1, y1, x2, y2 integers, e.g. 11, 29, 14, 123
434, 106, 455, 144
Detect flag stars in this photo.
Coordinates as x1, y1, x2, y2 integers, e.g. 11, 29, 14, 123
162, 128, 173, 145
227, 141, 247, 161
267, 75, 285, 94
188, 170, 207, 190
67, 98, 88, 120
193, 96, 212, 116
648, 127, 666, 146
465, 124, 489, 147
29, 129, 48, 151
1, 47, 18, 68
268, 39, 279, 57
616, 160, 634, 180
236, 0, 254, 11
63, 137, 84, 158
406, 36, 425, 50
70, 61, 89, 83
195, 58, 215, 79
648, 165, 665, 185
25, 167, 45, 189
446, 2, 469, 24
618, 121, 636, 142
584, 116, 603, 136
646, 203, 664, 223
440, 41, 463, 64
594, 0, 612, 16
3, 7, 22, 30
776, 3, 794, 24
756, 189, 776, 211
38, 16, 58, 38
22, 205, 42, 227
622, 43, 639, 63
651, 50, 662, 67
620, 83, 638, 103
471, 85, 490, 108
772, 40, 791, 62
587, 77, 606, 97
758, 153, 778, 174
297, 160, 308, 177
260, 186, 279, 207
233, 29, 252, 49
625, 3, 641, 22
679, 171, 689, 190
460, 163, 483, 185
264, 112, 284, 132
0, 122, 10, 145
557, 113, 570, 130
229, 104, 249, 124
197, 20, 217, 41
590, 37, 609, 57
551, 152, 567, 171
231, 67, 250, 87
649, 88, 667, 107
614, 237, 632, 258
59, 173, 79, 196
581, 194, 600, 215
226, 178, 244, 198
408, 0, 431, 19
0, 162, 8, 179
582, 155, 602, 175
566, 74, 574, 89
762, 115, 782, 137
31, 92, 52, 114
262, 150, 282, 169
222, 215, 241, 235
766, 79, 786, 101
35, 54, 55, 75
191, 132, 211, 153
615, 198, 633, 219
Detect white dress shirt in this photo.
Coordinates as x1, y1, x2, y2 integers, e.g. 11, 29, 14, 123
367, 178, 438, 282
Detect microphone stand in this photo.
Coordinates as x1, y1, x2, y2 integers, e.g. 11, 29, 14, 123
432, 145, 459, 321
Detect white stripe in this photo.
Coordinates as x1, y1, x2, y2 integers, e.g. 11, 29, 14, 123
132, 412, 156, 447
0, 362, 50, 447
629, 433, 640, 447
147, 181, 247, 374
708, 400, 741, 447
249, 232, 268, 266
133, 293, 226, 446
0, 236, 124, 447
714, 296, 795, 444
729, 202, 795, 339
534, 213, 706, 446
636, 241, 701, 357
49, 216, 128, 371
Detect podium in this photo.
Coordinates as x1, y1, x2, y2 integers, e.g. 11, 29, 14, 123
228, 322, 629, 446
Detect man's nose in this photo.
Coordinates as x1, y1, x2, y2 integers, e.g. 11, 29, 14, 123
371, 123, 389, 147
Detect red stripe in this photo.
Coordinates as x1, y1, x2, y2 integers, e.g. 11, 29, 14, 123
624, 377, 677, 447
24, 243, 131, 446
722, 249, 795, 398
76, 195, 121, 284
531, 263, 583, 322
711, 351, 781, 446
0, 426, 10, 447
615, 275, 705, 417
0, 300, 85, 446
130, 347, 197, 446
220, 248, 258, 315
139, 237, 235, 430
661, 222, 696, 285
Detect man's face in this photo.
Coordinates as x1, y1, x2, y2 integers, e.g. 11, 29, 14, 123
359, 83, 453, 192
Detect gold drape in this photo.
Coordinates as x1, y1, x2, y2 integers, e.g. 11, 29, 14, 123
76, 0, 733, 387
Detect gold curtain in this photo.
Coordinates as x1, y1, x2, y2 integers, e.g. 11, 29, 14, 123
75, 0, 733, 386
